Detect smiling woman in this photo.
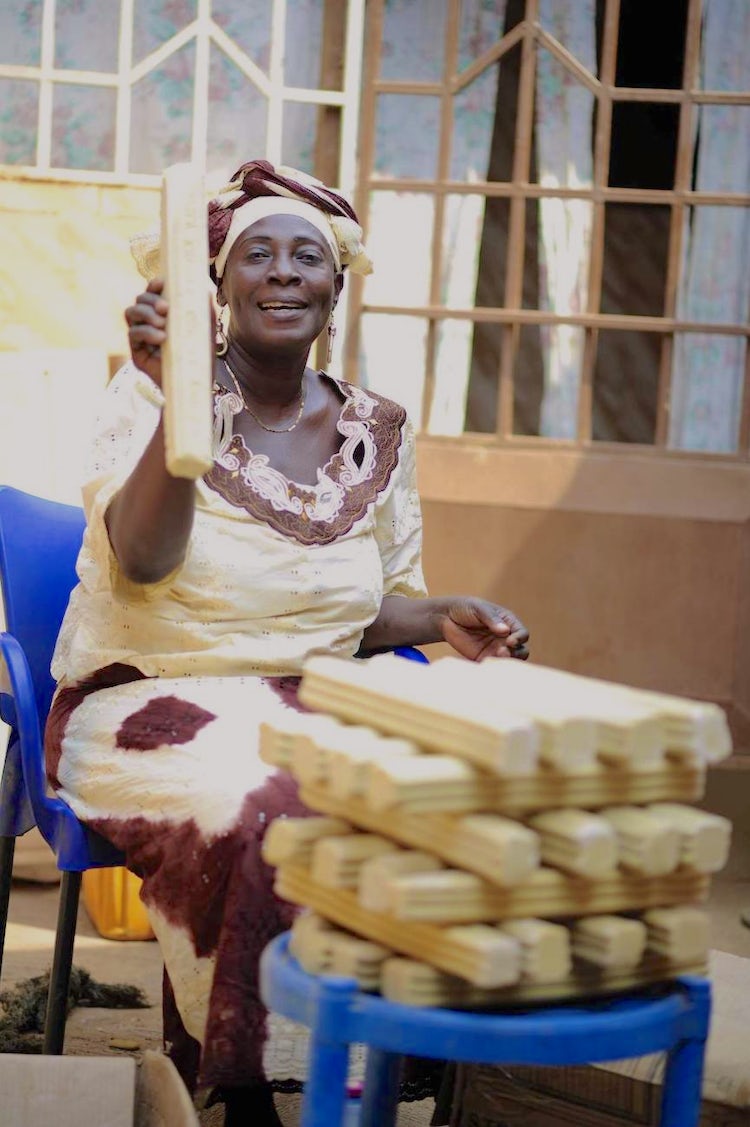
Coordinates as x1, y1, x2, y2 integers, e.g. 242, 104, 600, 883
43, 158, 530, 1126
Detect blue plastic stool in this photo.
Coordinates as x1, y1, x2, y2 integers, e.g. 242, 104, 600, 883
260, 932, 711, 1127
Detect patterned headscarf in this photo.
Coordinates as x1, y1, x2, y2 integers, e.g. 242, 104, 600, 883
130, 159, 373, 282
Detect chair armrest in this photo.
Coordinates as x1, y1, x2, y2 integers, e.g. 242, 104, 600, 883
1, 632, 65, 846
0, 631, 126, 870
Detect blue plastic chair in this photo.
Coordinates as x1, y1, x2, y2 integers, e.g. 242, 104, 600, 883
0, 485, 124, 1053
0, 483, 430, 1056
261, 918, 711, 1127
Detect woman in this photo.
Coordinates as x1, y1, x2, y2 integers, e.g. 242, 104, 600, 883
45, 160, 529, 1125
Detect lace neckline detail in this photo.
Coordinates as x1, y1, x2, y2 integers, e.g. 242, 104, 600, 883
203, 373, 407, 546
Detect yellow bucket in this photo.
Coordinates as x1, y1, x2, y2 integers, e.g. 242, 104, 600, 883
82, 866, 155, 941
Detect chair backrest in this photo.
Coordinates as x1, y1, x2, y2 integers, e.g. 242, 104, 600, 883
0, 485, 123, 863
0, 486, 85, 726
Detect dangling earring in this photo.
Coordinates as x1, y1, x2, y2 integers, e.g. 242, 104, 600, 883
215, 304, 228, 356
326, 314, 337, 367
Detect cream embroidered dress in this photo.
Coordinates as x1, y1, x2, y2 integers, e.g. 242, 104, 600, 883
45, 363, 426, 1090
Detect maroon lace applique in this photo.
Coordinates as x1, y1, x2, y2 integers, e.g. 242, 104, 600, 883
204, 377, 406, 545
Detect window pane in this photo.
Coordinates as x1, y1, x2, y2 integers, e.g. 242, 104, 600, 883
455, 43, 520, 183
0, 79, 39, 165
534, 48, 595, 187
464, 192, 510, 431
513, 324, 545, 436
615, 0, 687, 88
669, 339, 744, 453
364, 191, 434, 308
600, 204, 669, 319
55, 0, 119, 71
450, 64, 501, 181
51, 84, 116, 171
282, 102, 318, 175
207, 43, 266, 177
593, 330, 659, 444
212, 0, 271, 72
678, 207, 750, 326
133, 0, 197, 64
430, 318, 474, 436
380, 0, 446, 82
374, 94, 441, 178
464, 323, 502, 434
521, 200, 541, 310
458, 0, 506, 72
130, 41, 195, 174
440, 193, 488, 306
539, 0, 598, 79
609, 102, 679, 189
536, 323, 585, 439
284, 0, 323, 87
695, 107, 750, 193
359, 313, 427, 427
0, 0, 43, 66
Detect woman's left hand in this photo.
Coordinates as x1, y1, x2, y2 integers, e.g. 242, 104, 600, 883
439, 598, 529, 662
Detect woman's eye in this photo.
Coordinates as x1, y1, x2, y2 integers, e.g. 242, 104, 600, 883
299, 251, 323, 265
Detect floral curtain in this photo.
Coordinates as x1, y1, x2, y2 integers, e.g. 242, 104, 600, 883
360, 0, 507, 430
535, 0, 596, 439
667, 0, 750, 453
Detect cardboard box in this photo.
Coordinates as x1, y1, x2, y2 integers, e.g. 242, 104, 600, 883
451, 950, 750, 1127
0, 1050, 199, 1127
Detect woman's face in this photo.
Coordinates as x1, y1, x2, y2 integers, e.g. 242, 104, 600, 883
218, 212, 343, 357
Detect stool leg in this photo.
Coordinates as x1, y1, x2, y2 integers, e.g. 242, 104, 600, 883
660, 1038, 707, 1127
359, 1049, 401, 1127
0, 836, 16, 981
300, 1035, 350, 1127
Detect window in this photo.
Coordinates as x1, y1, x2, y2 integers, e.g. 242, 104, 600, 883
0, 0, 365, 191
351, 0, 750, 456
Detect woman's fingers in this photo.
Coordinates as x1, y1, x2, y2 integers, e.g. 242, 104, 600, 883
125, 284, 168, 384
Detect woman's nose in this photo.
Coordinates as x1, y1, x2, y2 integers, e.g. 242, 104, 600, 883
267, 252, 301, 283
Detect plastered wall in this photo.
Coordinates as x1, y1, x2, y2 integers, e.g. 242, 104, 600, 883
0, 176, 159, 355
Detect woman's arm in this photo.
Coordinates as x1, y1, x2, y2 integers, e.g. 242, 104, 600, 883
105, 279, 197, 584
359, 595, 530, 661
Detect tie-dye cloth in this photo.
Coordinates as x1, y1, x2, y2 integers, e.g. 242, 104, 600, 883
44, 361, 426, 1091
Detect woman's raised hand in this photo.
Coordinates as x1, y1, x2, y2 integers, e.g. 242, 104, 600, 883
439, 597, 530, 662
125, 278, 168, 388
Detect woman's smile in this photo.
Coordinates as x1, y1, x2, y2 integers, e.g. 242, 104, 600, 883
257, 299, 308, 319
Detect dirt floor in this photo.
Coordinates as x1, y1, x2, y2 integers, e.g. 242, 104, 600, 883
2, 763, 749, 1126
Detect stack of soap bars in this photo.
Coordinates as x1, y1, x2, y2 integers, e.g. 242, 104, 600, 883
260, 654, 732, 1007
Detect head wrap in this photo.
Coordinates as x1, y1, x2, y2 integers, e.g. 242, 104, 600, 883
130, 159, 373, 282
213, 196, 343, 278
